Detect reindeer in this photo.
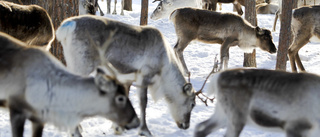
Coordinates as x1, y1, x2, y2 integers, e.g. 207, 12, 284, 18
272, 0, 320, 31
288, 5, 320, 72
0, 1, 54, 51
194, 68, 320, 137
170, 8, 277, 73
56, 15, 196, 137
0, 31, 140, 137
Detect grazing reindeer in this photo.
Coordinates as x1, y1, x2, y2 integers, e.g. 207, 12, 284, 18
0, 1, 54, 51
288, 5, 320, 72
170, 8, 277, 73
272, 0, 320, 31
0, 31, 140, 136
56, 15, 196, 136
194, 68, 320, 137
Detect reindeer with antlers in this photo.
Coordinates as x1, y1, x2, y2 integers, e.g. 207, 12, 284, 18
56, 15, 196, 136
0, 30, 140, 136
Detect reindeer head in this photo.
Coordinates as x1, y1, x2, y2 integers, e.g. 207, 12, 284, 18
255, 27, 277, 54
89, 29, 140, 129
150, 0, 174, 20
149, 66, 196, 129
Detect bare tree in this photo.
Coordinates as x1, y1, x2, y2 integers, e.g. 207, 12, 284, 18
243, 0, 257, 67
123, 0, 132, 11
275, 0, 294, 70
140, 0, 148, 25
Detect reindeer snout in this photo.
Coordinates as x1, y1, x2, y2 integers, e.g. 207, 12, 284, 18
125, 117, 140, 130
177, 122, 190, 129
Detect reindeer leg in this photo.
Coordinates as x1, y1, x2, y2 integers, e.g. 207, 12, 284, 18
220, 38, 235, 70
194, 104, 226, 137
285, 121, 312, 137
212, 0, 218, 11
112, 0, 117, 14
233, 2, 243, 15
9, 105, 26, 137
31, 122, 44, 137
174, 38, 192, 75
71, 126, 83, 137
273, 10, 280, 32
137, 74, 155, 137
120, 0, 124, 15
288, 33, 310, 72
224, 114, 246, 137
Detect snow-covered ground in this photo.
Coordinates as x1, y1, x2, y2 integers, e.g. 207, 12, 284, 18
1, 0, 319, 136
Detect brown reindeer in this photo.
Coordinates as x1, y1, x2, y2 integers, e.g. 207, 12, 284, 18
288, 5, 320, 72
0, 1, 54, 50
170, 8, 277, 73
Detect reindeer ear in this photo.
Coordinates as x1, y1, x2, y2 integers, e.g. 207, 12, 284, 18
255, 27, 265, 35
94, 71, 117, 95
183, 83, 193, 96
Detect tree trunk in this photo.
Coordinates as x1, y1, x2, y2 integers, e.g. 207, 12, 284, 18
123, 0, 132, 11
140, 0, 148, 25
243, 0, 257, 67
275, 0, 294, 70
6, 0, 79, 64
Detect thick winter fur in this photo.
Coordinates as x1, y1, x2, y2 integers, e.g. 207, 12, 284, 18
56, 15, 196, 137
0, 32, 139, 137
170, 8, 277, 72
272, 0, 320, 31
0, 1, 54, 50
288, 6, 320, 72
195, 68, 320, 137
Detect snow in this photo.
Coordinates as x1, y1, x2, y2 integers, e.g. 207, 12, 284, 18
1, 0, 319, 136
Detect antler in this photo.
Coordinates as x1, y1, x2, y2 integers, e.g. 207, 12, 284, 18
87, 29, 118, 78
152, 0, 162, 3
195, 55, 219, 106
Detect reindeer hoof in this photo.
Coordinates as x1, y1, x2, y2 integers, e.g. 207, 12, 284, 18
112, 124, 124, 135
138, 129, 152, 137
112, 12, 117, 15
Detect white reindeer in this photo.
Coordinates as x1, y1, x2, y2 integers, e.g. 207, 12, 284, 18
170, 8, 277, 73
194, 68, 320, 137
0, 31, 140, 137
0, 1, 55, 51
56, 15, 196, 137
288, 5, 320, 72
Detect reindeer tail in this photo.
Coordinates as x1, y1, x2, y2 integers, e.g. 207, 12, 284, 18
55, 20, 76, 45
